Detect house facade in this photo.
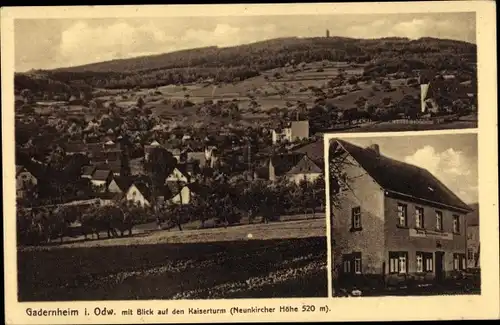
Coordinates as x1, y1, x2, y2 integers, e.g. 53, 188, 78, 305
268, 140, 324, 184
283, 155, 322, 184
466, 204, 480, 269
126, 183, 151, 207
272, 120, 310, 144
330, 139, 472, 289
466, 225, 480, 269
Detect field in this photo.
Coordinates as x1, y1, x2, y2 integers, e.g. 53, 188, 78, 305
18, 219, 327, 301
85, 59, 478, 132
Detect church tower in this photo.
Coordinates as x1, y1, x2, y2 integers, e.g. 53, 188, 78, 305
326, 29, 330, 38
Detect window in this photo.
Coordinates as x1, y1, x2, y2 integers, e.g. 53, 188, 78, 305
417, 252, 433, 273
453, 215, 460, 234
415, 207, 424, 229
467, 248, 474, 261
424, 253, 433, 272
353, 252, 362, 274
351, 206, 362, 230
342, 252, 362, 274
342, 257, 351, 273
397, 203, 407, 227
453, 253, 466, 271
399, 254, 407, 274
389, 252, 408, 274
416, 252, 423, 273
435, 210, 443, 231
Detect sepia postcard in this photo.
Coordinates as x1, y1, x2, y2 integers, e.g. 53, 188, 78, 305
1, 2, 499, 324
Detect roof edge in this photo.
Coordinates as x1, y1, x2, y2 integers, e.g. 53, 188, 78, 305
385, 189, 473, 213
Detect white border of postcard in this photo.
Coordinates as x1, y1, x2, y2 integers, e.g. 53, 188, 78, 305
2, 1, 499, 323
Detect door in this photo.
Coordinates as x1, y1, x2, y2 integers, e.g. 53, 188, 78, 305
435, 251, 445, 282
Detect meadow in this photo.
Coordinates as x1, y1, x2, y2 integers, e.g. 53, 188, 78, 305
18, 219, 327, 301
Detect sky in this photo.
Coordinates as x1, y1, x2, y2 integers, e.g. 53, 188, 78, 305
333, 133, 478, 204
14, 12, 476, 72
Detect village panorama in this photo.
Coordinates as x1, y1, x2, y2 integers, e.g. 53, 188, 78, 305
14, 18, 478, 300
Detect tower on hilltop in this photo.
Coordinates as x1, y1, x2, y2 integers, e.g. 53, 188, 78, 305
326, 29, 330, 38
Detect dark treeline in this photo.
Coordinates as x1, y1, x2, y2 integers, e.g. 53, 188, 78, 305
15, 36, 476, 94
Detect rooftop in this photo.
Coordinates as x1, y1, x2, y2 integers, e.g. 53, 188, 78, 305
333, 139, 472, 212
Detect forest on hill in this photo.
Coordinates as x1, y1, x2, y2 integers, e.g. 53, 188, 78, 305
15, 36, 477, 95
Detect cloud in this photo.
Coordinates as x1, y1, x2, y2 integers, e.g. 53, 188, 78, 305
57, 21, 278, 67
404, 146, 477, 203
58, 21, 177, 66
184, 23, 278, 48
344, 17, 475, 42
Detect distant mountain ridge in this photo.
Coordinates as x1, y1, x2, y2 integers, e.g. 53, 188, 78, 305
48, 36, 475, 73
15, 35, 477, 93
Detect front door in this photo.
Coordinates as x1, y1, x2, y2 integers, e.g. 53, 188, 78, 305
435, 251, 445, 282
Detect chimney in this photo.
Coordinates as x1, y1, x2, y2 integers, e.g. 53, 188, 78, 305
367, 144, 380, 155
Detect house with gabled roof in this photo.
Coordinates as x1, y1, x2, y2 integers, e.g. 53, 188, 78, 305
268, 140, 324, 184
126, 182, 152, 207
108, 176, 133, 194
159, 181, 199, 206
329, 139, 473, 289
90, 169, 113, 192
81, 165, 97, 179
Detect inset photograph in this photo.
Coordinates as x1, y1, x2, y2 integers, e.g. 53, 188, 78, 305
326, 131, 480, 297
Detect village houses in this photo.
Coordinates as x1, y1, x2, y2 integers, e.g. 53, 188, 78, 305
329, 139, 473, 288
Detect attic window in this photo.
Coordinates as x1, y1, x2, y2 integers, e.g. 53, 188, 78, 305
428, 186, 435, 192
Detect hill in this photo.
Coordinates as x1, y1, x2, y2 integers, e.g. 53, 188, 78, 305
467, 203, 479, 226
15, 36, 476, 95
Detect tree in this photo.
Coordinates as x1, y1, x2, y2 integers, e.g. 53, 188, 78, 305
21, 89, 33, 104
144, 147, 177, 201
313, 175, 326, 212
137, 96, 145, 109
19, 104, 35, 115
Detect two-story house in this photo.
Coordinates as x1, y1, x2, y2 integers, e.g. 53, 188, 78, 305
272, 120, 310, 144
329, 139, 473, 289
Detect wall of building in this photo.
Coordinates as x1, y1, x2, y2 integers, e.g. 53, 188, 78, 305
291, 121, 309, 141
166, 168, 189, 183
107, 180, 123, 193
126, 185, 150, 207
170, 186, 192, 205
331, 153, 386, 276
466, 225, 480, 269
268, 160, 276, 181
91, 180, 108, 192
287, 172, 322, 184
384, 196, 467, 283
